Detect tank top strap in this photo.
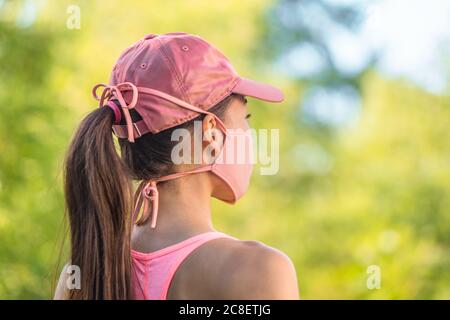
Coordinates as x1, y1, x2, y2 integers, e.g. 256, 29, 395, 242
131, 231, 236, 300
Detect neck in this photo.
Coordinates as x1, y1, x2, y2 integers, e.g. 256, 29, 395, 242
131, 172, 215, 251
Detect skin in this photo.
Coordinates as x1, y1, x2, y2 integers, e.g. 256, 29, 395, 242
55, 95, 299, 299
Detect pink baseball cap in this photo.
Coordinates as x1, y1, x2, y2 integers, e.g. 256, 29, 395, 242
92, 32, 284, 142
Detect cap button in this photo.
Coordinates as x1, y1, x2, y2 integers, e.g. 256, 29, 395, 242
144, 34, 157, 40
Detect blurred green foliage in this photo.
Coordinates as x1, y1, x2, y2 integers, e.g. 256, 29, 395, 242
0, 0, 449, 299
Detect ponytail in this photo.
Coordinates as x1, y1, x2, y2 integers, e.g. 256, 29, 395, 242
64, 107, 133, 299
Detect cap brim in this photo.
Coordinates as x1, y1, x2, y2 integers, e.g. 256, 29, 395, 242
232, 77, 284, 103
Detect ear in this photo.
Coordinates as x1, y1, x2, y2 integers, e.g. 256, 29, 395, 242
202, 114, 217, 143
202, 114, 223, 163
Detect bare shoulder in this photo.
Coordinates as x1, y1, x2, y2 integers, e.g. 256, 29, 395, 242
172, 237, 299, 299
217, 239, 299, 299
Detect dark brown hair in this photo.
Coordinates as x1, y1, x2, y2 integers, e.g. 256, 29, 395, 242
63, 94, 235, 299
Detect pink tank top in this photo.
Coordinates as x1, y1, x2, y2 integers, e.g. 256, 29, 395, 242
131, 231, 235, 300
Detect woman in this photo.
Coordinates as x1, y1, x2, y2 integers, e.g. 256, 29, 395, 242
55, 32, 299, 300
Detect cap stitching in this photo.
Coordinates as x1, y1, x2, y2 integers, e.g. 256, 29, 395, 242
117, 39, 146, 83
157, 38, 190, 104
145, 77, 239, 134
206, 77, 239, 109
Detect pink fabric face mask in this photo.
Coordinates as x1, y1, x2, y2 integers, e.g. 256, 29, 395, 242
210, 128, 254, 204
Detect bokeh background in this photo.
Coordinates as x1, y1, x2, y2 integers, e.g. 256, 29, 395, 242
1, 0, 449, 299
